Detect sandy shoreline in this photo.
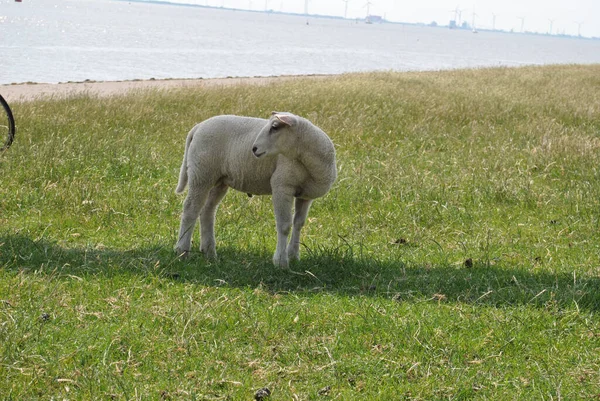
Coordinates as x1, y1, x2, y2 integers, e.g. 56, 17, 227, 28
0, 74, 331, 103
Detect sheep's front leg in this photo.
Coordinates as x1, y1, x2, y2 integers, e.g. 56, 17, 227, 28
272, 191, 294, 268
199, 184, 228, 259
287, 198, 313, 262
175, 186, 210, 257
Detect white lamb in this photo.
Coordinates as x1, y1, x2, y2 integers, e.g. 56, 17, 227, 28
174, 111, 337, 268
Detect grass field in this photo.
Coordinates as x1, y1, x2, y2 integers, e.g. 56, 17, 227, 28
1, 65, 600, 400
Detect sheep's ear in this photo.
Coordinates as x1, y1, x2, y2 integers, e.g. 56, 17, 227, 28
273, 113, 296, 127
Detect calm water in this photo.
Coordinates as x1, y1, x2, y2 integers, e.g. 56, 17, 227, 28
1, 0, 600, 85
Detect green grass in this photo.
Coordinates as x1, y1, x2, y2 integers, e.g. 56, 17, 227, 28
1, 65, 600, 400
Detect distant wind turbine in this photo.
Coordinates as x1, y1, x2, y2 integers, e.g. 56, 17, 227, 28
342, 0, 351, 19
457, 9, 464, 26
303, 0, 311, 24
575, 21, 583, 36
450, 6, 458, 22
548, 19, 554, 35
491, 12, 496, 30
364, 1, 373, 17
517, 16, 525, 32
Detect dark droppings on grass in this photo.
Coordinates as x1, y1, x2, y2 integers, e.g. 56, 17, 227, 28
392, 238, 419, 248
318, 385, 332, 396
254, 387, 271, 400
464, 258, 473, 268
359, 284, 378, 293
164, 272, 181, 280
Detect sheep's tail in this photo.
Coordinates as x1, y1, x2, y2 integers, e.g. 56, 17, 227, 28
175, 130, 194, 194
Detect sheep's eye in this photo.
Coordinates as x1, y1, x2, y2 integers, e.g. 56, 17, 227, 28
270, 122, 280, 132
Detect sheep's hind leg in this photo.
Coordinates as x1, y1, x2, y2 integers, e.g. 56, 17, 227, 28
272, 191, 294, 268
287, 198, 313, 262
199, 184, 228, 259
175, 185, 210, 257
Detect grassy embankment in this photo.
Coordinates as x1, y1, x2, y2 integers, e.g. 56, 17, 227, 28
1, 65, 600, 399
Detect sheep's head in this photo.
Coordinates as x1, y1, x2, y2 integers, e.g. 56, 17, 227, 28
251, 112, 298, 159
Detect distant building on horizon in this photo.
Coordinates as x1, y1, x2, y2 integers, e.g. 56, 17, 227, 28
366, 15, 383, 24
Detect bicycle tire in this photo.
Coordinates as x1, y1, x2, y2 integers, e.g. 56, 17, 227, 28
0, 94, 16, 151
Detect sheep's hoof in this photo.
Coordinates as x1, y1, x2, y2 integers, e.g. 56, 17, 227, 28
176, 249, 190, 259
201, 246, 217, 260
273, 254, 289, 268
202, 252, 217, 261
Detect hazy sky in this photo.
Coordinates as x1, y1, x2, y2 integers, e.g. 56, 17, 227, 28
197, 0, 600, 38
